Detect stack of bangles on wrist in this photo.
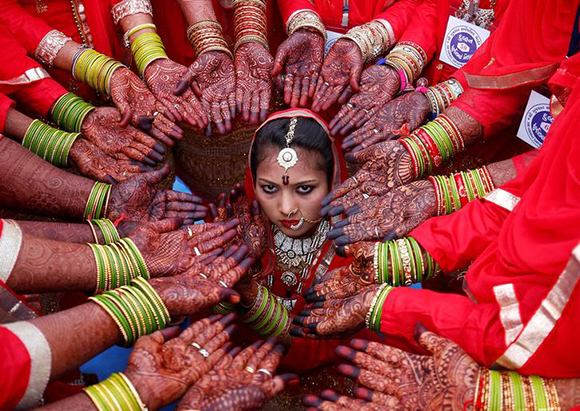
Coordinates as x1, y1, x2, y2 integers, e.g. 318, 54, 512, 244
187, 20, 233, 59
365, 284, 394, 333
429, 166, 495, 216
130, 30, 168, 76
87, 218, 121, 245
399, 114, 465, 178
123, 22, 156, 48
72, 47, 125, 95
474, 368, 561, 410
233, 0, 269, 53
22, 120, 79, 167
51, 92, 95, 132
89, 277, 170, 346
425, 78, 464, 119
89, 237, 150, 293
286, 10, 327, 41
85, 372, 146, 411
84, 182, 113, 220
240, 285, 292, 337
373, 237, 440, 286
379, 41, 427, 90
344, 19, 395, 64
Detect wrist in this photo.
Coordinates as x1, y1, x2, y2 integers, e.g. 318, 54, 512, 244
287, 9, 327, 41
85, 371, 149, 411
123, 371, 156, 410
364, 284, 392, 332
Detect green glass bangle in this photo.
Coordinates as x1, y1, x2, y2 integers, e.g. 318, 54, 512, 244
117, 289, 147, 337
132, 277, 170, 327
253, 294, 276, 331
108, 291, 141, 340
120, 238, 149, 279
509, 372, 526, 411
95, 293, 134, 343
122, 285, 155, 335
530, 375, 548, 410
260, 299, 282, 336
272, 305, 289, 337
489, 370, 502, 410
244, 286, 269, 324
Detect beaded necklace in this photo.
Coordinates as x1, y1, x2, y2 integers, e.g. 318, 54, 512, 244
266, 220, 330, 309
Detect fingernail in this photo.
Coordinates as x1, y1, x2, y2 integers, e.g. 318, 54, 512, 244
349, 339, 369, 351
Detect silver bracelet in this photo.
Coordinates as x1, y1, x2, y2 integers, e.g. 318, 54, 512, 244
35, 29, 72, 67
111, 0, 153, 25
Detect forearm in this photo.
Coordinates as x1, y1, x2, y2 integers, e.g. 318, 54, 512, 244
4, 106, 33, 142
176, 0, 217, 25
17, 220, 99, 244
38, 392, 95, 410
0, 138, 94, 218
8, 232, 97, 294
555, 378, 580, 410
31, 302, 122, 380
444, 105, 483, 148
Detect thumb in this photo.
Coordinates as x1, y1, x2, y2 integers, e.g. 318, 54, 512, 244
143, 164, 170, 185
349, 66, 362, 93
271, 42, 290, 77
118, 105, 132, 128
174, 64, 201, 96
263, 374, 300, 396
150, 217, 184, 234
414, 323, 448, 356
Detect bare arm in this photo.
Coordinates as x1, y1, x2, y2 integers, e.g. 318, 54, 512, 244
17, 220, 100, 243
176, 0, 218, 25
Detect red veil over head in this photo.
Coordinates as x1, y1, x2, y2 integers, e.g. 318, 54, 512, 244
243, 108, 347, 284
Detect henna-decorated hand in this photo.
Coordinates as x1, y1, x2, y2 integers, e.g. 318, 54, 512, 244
144, 59, 209, 130
320, 141, 413, 214
303, 389, 397, 410
124, 315, 237, 410
150, 245, 254, 317
292, 284, 381, 339
128, 218, 240, 277
303, 242, 375, 301
333, 324, 480, 410
271, 29, 324, 108
178, 338, 298, 410
326, 180, 436, 248
175, 51, 236, 135
312, 39, 363, 112
81, 107, 165, 166
235, 42, 274, 124
329, 65, 400, 136
69, 138, 150, 183
109, 67, 183, 146
107, 165, 207, 223
341, 92, 430, 153
211, 184, 268, 261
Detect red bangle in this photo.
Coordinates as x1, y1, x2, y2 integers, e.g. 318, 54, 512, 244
453, 172, 469, 207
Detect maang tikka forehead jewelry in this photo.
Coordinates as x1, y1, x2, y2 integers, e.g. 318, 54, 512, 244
277, 117, 299, 186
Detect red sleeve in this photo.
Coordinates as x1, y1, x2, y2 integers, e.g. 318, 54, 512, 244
0, 0, 53, 54
276, 0, 317, 26
373, 0, 423, 40
0, 27, 42, 85
393, 0, 438, 59
13, 78, 67, 118
0, 327, 31, 409
379, 286, 506, 366
410, 199, 510, 273
0, 94, 14, 134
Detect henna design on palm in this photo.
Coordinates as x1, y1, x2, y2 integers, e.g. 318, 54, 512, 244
335, 325, 480, 410
312, 39, 363, 112
176, 51, 236, 135
107, 165, 207, 223
320, 141, 413, 217
292, 284, 380, 339
81, 107, 165, 166
329, 65, 401, 136
109, 67, 183, 146
271, 29, 324, 108
69, 138, 147, 183
178, 338, 298, 410
341, 92, 430, 153
326, 180, 436, 247
235, 42, 274, 124
144, 59, 209, 130
128, 218, 240, 277
124, 315, 236, 410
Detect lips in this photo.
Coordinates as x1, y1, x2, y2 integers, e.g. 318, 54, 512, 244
280, 220, 300, 229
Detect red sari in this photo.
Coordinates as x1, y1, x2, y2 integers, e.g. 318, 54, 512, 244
379, 51, 580, 378
0, 0, 124, 101
242, 109, 379, 374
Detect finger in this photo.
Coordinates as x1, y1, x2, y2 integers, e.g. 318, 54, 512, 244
211, 102, 225, 135
415, 325, 448, 356
215, 345, 242, 370
193, 229, 238, 254
193, 313, 236, 347
231, 340, 263, 369
160, 97, 183, 123
149, 217, 184, 234
283, 74, 294, 105
159, 325, 181, 341
143, 164, 170, 184
299, 76, 311, 107
203, 324, 237, 355
257, 344, 285, 374
290, 76, 302, 108
118, 106, 132, 128
242, 89, 252, 123
271, 42, 289, 77
312, 79, 329, 111
165, 190, 204, 204
354, 387, 401, 407
220, 101, 232, 133
178, 315, 222, 345
321, 85, 345, 112
337, 86, 353, 105
246, 336, 277, 372
309, 71, 319, 98
175, 66, 198, 96
349, 65, 362, 93
258, 87, 270, 121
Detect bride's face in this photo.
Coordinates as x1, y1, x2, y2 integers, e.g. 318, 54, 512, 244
255, 146, 330, 238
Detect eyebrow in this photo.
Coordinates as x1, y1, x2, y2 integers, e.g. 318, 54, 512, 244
257, 178, 318, 185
